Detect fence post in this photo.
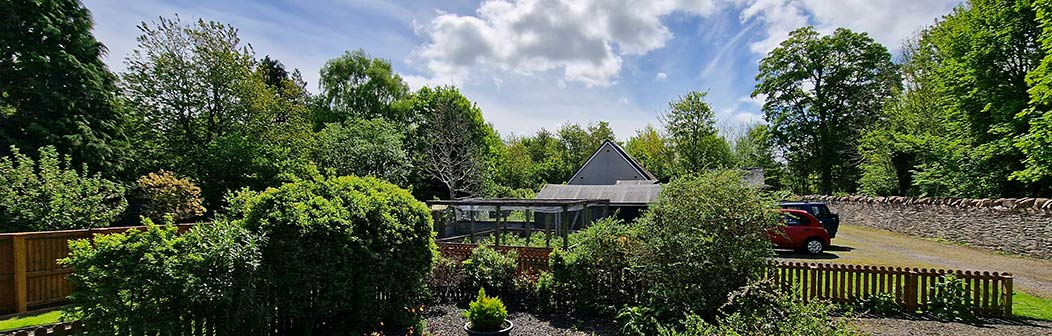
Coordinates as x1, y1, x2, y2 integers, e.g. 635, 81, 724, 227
1004, 274, 1013, 317
12, 234, 27, 313
903, 269, 919, 313
808, 263, 818, 302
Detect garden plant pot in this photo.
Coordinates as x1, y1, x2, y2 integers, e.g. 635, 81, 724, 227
464, 320, 514, 336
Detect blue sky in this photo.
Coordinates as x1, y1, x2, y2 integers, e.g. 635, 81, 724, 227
84, 0, 960, 140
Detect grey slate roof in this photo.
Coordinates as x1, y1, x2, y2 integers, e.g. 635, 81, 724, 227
536, 184, 662, 206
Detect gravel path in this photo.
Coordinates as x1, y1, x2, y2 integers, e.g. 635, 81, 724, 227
424, 305, 615, 336
849, 317, 1052, 336
775, 224, 1052, 298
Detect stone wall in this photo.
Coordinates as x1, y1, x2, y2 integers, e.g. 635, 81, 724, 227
800, 195, 1052, 259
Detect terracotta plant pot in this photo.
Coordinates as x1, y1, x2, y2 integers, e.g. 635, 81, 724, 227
464, 320, 514, 336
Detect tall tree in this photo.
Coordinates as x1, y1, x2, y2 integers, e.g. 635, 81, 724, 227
754, 27, 899, 194
731, 124, 784, 189
1020, 0, 1052, 188
0, 0, 129, 176
316, 50, 410, 127
661, 91, 733, 172
414, 86, 501, 199
122, 16, 312, 206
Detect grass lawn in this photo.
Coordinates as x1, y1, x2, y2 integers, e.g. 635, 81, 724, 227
0, 310, 64, 331
1014, 291, 1052, 321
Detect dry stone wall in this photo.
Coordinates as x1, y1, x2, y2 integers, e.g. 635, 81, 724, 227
800, 195, 1052, 259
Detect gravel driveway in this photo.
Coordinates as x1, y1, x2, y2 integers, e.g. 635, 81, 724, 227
849, 317, 1052, 336
775, 224, 1052, 298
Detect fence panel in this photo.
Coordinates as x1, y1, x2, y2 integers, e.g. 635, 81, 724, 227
770, 261, 1013, 317
436, 242, 552, 274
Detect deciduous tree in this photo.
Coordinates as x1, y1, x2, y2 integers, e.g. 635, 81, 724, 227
754, 27, 899, 194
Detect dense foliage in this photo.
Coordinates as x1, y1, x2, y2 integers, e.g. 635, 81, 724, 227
236, 175, 436, 333
0, 0, 130, 176
755, 26, 899, 194
311, 118, 409, 183
546, 218, 640, 316
135, 170, 206, 222
0, 146, 126, 233
462, 245, 518, 297
632, 171, 783, 319
62, 222, 265, 335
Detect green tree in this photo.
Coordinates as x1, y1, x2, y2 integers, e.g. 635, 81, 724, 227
122, 16, 313, 207
754, 27, 899, 194
0, 0, 129, 176
312, 118, 410, 183
1016, 0, 1052, 189
0, 146, 126, 232
315, 49, 411, 127
661, 91, 733, 172
625, 124, 677, 181
731, 124, 784, 189
411, 86, 502, 199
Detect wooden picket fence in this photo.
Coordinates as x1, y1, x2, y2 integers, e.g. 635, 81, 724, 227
0, 225, 195, 315
771, 261, 1013, 317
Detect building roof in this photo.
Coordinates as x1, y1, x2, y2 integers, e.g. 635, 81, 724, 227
567, 140, 657, 185
536, 184, 662, 206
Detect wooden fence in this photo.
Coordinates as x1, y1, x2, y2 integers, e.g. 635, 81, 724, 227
436, 242, 551, 274
0, 225, 194, 315
771, 261, 1013, 317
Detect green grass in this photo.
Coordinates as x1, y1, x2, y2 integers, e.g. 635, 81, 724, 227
1014, 291, 1052, 321
0, 310, 64, 331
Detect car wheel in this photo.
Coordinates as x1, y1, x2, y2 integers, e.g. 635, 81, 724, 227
805, 238, 824, 254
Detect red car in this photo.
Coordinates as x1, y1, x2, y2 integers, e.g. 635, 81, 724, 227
769, 209, 831, 254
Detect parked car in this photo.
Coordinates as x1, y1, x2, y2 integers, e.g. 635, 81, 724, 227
780, 202, 840, 238
769, 209, 831, 254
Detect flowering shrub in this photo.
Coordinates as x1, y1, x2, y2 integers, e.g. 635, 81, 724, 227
135, 170, 206, 221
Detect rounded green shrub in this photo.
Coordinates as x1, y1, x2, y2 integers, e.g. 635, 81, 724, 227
237, 175, 436, 333
633, 170, 782, 319
61, 221, 264, 335
463, 245, 518, 297
464, 288, 508, 332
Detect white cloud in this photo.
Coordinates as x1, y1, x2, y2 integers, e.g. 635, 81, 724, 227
738, 0, 959, 55
414, 0, 721, 87
655, 72, 668, 80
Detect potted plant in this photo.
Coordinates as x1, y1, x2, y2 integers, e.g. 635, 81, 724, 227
463, 288, 513, 336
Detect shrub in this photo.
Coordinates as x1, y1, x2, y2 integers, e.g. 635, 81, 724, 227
135, 170, 206, 222
855, 292, 900, 316
926, 274, 974, 321
61, 221, 264, 335
463, 245, 518, 297
426, 255, 469, 303
548, 217, 640, 316
657, 281, 857, 336
632, 170, 782, 319
617, 306, 660, 336
0, 146, 126, 232
237, 175, 435, 333
464, 288, 508, 332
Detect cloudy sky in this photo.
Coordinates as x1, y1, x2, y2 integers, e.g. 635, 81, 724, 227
84, 0, 960, 140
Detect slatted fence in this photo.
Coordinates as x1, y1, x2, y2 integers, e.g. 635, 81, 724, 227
436, 242, 552, 274
771, 261, 1013, 317
0, 225, 194, 315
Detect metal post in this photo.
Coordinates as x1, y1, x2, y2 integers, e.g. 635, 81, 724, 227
545, 210, 552, 247
561, 205, 570, 250
469, 208, 476, 243
495, 205, 503, 247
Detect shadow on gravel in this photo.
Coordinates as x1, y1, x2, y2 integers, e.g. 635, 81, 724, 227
774, 249, 840, 260
855, 311, 1051, 329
